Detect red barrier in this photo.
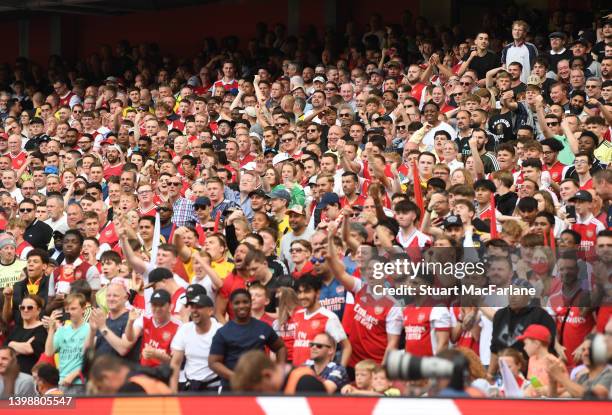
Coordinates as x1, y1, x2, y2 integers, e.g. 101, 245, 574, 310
2, 395, 610, 415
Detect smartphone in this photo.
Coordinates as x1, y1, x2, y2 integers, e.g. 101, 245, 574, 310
566, 205, 576, 220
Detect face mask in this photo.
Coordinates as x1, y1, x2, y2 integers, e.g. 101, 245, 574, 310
531, 261, 549, 274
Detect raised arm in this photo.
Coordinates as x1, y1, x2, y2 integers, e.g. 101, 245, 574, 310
325, 222, 357, 292
560, 117, 579, 154
117, 221, 148, 274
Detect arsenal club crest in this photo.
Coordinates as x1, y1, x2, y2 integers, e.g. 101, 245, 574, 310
587, 230, 594, 238
374, 306, 384, 315
418, 313, 425, 322
336, 286, 344, 294
311, 320, 320, 329
162, 331, 171, 341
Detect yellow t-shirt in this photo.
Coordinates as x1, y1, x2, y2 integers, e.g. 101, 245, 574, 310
211, 257, 234, 280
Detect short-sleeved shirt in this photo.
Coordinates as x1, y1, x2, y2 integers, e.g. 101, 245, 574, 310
53, 322, 90, 383
210, 318, 280, 387
306, 361, 349, 390
95, 311, 140, 361
171, 320, 221, 382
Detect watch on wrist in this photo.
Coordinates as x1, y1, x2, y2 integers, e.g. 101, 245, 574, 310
101, 328, 109, 336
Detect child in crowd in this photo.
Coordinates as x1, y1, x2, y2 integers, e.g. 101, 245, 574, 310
341, 359, 376, 395
372, 366, 401, 396
95, 251, 122, 312
518, 324, 566, 397
497, 348, 528, 395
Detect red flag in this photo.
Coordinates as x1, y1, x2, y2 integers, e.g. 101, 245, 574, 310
549, 229, 556, 251
490, 193, 498, 239
213, 210, 221, 233
412, 160, 424, 226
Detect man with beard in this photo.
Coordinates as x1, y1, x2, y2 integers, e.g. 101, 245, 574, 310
247, 189, 269, 214
214, 242, 254, 323
20, 198, 53, 250
47, 230, 100, 309
279, 205, 313, 271
64, 128, 79, 149
103, 144, 124, 180
209, 289, 286, 390
405, 64, 426, 104
461, 32, 499, 83
213, 119, 232, 151
0, 234, 25, 293
170, 292, 221, 392
507, 62, 527, 96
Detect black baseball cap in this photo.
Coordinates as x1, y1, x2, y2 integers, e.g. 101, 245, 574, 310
186, 284, 208, 301
146, 268, 173, 288
187, 294, 214, 308
249, 188, 269, 198
150, 289, 171, 305
569, 190, 593, 203
443, 215, 463, 228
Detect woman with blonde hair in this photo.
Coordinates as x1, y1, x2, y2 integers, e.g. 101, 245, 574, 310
450, 167, 473, 186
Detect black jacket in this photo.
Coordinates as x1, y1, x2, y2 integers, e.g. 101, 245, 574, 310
24, 219, 53, 250
12, 275, 51, 325
490, 305, 557, 356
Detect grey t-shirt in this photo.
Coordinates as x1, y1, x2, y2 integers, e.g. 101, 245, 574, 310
577, 366, 612, 393
0, 372, 36, 396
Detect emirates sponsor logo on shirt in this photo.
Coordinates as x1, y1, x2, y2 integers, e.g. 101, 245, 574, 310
405, 325, 426, 340
353, 304, 380, 330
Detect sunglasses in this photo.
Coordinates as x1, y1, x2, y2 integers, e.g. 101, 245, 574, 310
19, 208, 34, 213
309, 342, 331, 349
310, 256, 325, 264
307, 129, 318, 133
203, 227, 215, 232
19, 305, 35, 311
195, 205, 209, 210
460, 82, 471, 86
275, 123, 288, 127
546, 122, 559, 127
280, 138, 293, 143
339, 113, 352, 118
168, 182, 181, 186
396, 125, 407, 130
156, 207, 172, 212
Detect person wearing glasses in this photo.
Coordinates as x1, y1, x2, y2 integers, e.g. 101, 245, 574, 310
305, 333, 349, 393
5, 295, 47, 375
19, 198, 53, 251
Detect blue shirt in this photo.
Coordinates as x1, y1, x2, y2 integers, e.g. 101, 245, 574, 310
319, 278, 347, 320
210, 318, 279, 387
306, 361, 349, 391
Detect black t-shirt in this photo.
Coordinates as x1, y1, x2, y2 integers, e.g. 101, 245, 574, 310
466, 51, 500, 80
547, 49, 573, 74
511, 83, 527, 97
6, 324, 47, 374
490, 306, 557, 355
495, 192, 518, 216
263, 273, 294, 313
488, 112, 514, 144
24, 219, 53, 251
210, 318, 280, 387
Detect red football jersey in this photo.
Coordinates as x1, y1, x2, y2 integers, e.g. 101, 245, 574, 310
345, 279, 403, 367
403, 306, 451, 357
550, 306, 595, 368
291, 307, 347, 366
139, 316, 181, 367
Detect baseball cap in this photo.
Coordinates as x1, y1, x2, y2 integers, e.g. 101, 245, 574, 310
317, 192, 340, 210
187, 294, 214, 308
516, 324, 551, 345
272, 152, 292, 166
370, 68, 385, 77
146, 268, 173, 288
287, 205, 306, 216
243, 106, 257, 118
548, 31, 566, 39
194, 196, 211, 207
379, 115, 393, 123
313, 76, 326, 83
267, 188, 292, 203
443, 215, 463, 228
264, 148, 278, 156
527, 75, 542, 86
44, 166, 59, 175
571, 38, 589, 47
100, 137, 115, 145
186, 284, 208, 301
248, 188, 269, 199
569, 190, 592, 203
150, 289, 171, 305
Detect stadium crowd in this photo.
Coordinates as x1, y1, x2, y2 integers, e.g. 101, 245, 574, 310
0, 5, 611, 400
